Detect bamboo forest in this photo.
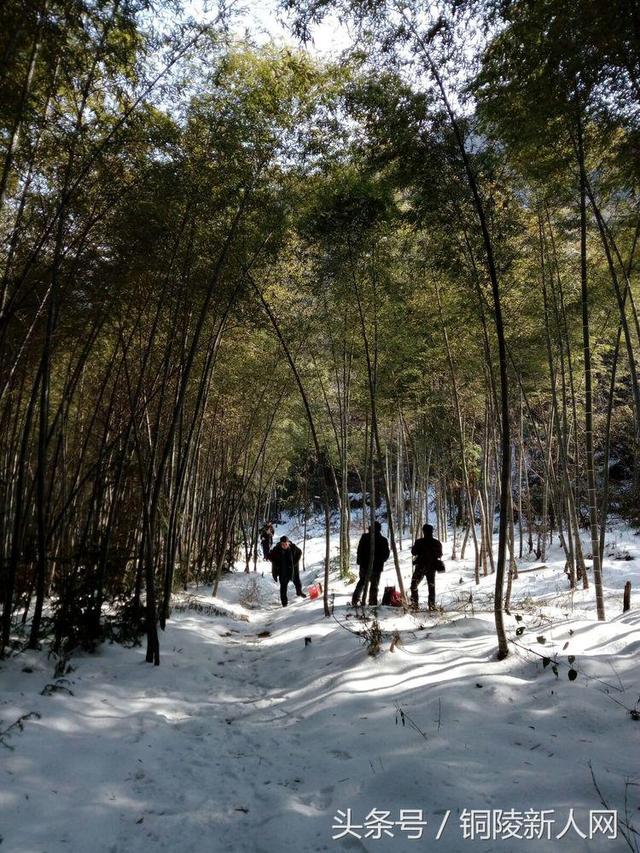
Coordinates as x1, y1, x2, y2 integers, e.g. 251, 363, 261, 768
1, 1, 639, 852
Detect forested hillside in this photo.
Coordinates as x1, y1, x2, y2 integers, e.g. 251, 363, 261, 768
1, 4, 640, 851
1, 0, 638, 662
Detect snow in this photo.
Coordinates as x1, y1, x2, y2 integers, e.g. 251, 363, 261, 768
1, 517, 639, 852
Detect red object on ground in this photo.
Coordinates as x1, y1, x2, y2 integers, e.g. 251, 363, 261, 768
308, 583, 322, 600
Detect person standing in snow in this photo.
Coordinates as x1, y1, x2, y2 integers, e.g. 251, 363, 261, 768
269, 535, 306, 607
410, 523, 443, 611
351, 521, 390, 607
260, 521, 274, 560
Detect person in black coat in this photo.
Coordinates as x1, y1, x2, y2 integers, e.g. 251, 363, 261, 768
351, 521, 390, 607
269, 535, 306, 607
410, 523, 443, 610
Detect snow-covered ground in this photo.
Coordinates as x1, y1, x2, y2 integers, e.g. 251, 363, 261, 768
1, 518, 639, 853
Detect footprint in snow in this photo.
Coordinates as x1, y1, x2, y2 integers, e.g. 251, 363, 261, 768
329, 749, 352, 761
298, 784, 335, 810
337, 835, 370, 851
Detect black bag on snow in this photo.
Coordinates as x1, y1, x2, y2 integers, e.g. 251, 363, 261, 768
381, 585, 395, 605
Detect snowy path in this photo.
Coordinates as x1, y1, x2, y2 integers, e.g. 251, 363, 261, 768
2, 525, 640, 853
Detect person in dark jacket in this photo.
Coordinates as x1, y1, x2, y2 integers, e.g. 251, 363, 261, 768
269, 535, 306, 607
410, 523, 443, 610
352, 521, 391, 607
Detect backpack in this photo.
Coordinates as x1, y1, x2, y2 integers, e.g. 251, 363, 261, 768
382, 585, 403, 607
381, 585, 395, 606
